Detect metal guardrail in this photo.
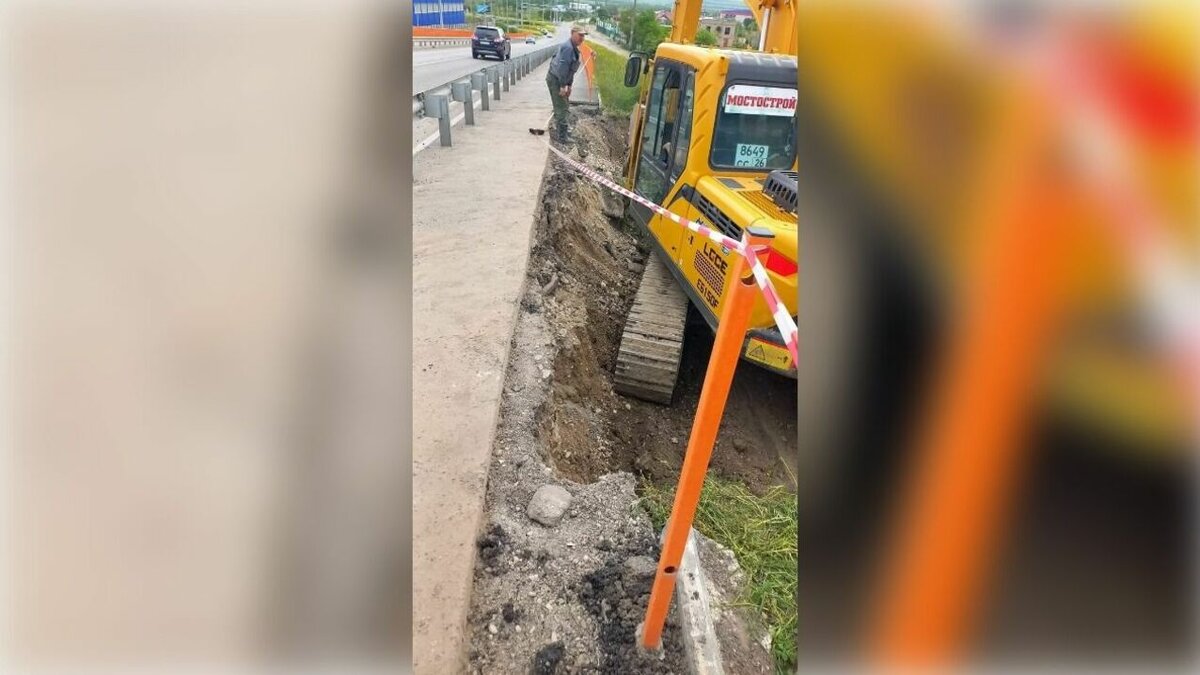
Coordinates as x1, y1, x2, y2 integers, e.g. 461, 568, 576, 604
412, 45, 558, 149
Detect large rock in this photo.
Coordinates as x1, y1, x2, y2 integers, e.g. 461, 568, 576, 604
527, 485, 572, 527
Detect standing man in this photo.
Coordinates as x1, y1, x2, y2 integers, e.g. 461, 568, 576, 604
546, 25, 587, 144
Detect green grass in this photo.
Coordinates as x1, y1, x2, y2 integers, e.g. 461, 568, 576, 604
639, 478, 797, 673
588, 41, 639, 116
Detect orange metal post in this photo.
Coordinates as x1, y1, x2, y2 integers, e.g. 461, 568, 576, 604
865, 100, 1083, 663
640, 226, 775, 650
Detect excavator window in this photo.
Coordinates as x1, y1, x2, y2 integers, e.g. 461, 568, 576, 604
670, 73, 696, 179
640, 64, 684, 169
710, 83, 798, 171
635, 61, 689, 205
640, 67, 669, 166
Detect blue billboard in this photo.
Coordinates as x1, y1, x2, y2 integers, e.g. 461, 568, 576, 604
413, 1, 467, 28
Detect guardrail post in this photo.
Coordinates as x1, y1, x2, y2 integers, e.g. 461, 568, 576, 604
502, 64, 511, 92
423, 93, 451, 147
491, 67, 501, 101
471, 72, 489, 112
451, 80, 474, 126
515, 58, 523, 81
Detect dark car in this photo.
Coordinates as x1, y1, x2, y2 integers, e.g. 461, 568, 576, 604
472, 26, 511, 60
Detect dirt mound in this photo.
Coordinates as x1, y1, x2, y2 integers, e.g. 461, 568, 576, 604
530, 152, 644, 483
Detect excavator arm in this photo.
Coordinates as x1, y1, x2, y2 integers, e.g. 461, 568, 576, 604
667, 0, 797, 55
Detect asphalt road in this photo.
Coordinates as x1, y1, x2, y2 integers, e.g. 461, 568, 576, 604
412, 24, 572, 94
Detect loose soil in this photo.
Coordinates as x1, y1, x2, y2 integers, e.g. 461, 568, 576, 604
467, 111, 791, 673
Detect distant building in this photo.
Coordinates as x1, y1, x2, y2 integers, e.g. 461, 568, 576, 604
655, 10, 672, 26
699, 16, 737, 48
568, 2, 593, 11
719, 9, 754, 20
413, 0, 466, 28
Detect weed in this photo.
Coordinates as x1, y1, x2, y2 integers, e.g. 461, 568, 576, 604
640, 477, 797, 673
588, 42, 640, 116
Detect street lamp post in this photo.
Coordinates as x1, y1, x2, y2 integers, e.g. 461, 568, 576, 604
628, 0, 638, 50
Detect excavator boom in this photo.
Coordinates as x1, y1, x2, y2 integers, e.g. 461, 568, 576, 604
667, 0, 797, 55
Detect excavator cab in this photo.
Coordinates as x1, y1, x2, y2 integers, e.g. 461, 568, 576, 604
613, 43, 799, 404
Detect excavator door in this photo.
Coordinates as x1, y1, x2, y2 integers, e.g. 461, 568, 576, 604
630, 60, 697, 264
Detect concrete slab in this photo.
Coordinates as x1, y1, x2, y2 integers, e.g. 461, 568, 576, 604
677, 529, 726, 675
412, 59, 554, 674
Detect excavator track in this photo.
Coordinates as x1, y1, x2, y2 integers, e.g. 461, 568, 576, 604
614, 253, 690, 405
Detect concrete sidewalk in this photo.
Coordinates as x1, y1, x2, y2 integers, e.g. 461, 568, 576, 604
411, 59, 554, 674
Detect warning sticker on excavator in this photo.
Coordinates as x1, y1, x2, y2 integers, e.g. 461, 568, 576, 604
744, 337, 793, 371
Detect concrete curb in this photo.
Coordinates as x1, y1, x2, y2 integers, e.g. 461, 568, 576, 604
677, 528, 726, 675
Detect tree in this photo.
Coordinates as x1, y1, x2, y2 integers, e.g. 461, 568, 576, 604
630, 10, 667, 52
735, 17, 758, 49
597, 6, 611, 22
694, 28, 717, 46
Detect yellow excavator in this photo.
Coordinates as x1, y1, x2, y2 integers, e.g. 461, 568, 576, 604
613, 0, 799, 404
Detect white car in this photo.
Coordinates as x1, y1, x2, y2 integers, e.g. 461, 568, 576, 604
525, 36, 536, 44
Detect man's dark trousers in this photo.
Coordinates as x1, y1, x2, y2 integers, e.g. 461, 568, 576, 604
546, 72, 570, 140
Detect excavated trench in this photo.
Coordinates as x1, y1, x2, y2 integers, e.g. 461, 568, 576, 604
466, 111, 785, 674
530, 114, 798, 494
